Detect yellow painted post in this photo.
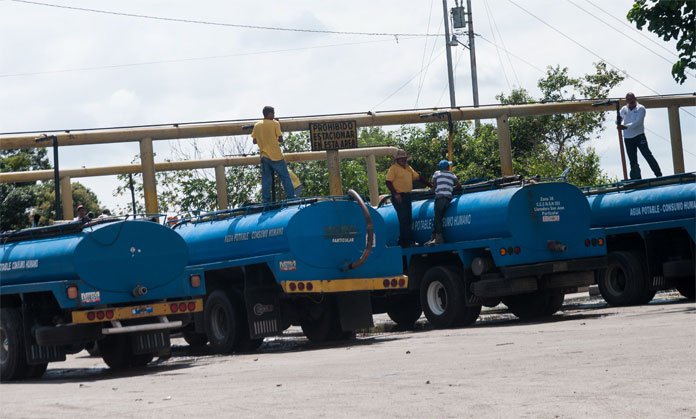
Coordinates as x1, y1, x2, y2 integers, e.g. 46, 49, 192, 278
667, 105, 685, 174
215, 164, 228, 210
496, 114, 513, 176
139, 138, 158, 214
366, 154, 379, 205
326, 150, 343, 195
60, 176, 73, 220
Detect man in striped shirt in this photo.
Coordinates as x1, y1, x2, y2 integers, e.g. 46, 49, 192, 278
425, 160, 460, 246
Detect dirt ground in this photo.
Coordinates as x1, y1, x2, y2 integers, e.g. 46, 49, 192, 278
1, 292, 694, 419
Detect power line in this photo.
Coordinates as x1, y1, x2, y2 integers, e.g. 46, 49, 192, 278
566, 0, 695, 78
415, 0, 437, 108
484, 0, 520, 87
437, 47, 465, 107
0, 37, 418, 78
372, 48, 447, 111
476, 34, 546, 74
506, 0, 661, 96
482, 0, 511, 90
10, 0, 442, 38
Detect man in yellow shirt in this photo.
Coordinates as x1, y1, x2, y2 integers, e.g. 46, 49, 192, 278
386, 149, 431, 247
251, 106, 296, 202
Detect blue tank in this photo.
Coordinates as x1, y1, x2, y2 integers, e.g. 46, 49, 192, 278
1, 219, 199, 308
586, 175, 696, 230
378, 181, 605, 266
174, 198, 403, 281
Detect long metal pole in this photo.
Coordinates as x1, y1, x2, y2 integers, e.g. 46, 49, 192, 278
51, 136, 62, 220
442, 0, 456, 108
466, 0, 480, 129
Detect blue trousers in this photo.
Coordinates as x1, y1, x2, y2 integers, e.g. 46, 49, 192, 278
261, 157, 296, 202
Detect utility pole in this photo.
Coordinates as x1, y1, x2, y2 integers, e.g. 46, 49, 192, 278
466, 0, 480, 130
442, 0, 456, 109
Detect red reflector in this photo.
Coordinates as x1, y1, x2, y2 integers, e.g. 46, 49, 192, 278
179, 302, 187, 312
514, 246, 521, 254
190, 274, 201, 288
383, 279, 390, 288
105, 310, 114, 319
170, 303, 179, 313
390, 278, 398, 287
66, 286, 78, 300
398, 278, 406, 287
187, 302, 196, 312
96, 311, 105, 320
298, 282, 305, 291
289, 282, 297, 291
306, 282, 314, 291
87, 312, 96, 321
585, 239, 591, 247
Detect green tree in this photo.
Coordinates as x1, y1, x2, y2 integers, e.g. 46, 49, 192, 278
627, 0, 695, 84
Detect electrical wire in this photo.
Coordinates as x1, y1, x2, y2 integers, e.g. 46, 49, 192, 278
371, 48, 447, 111
484, 0, 520, 87
10, 0, 442, 38
566, 0, 695, 78
645, 127, 696, 158
0, 37, 419, 78
415, 0, 436, 108
482, 0, 511, 90
506, 0, 661, 96
476, 34, 546, 74
437, 47, 464, 107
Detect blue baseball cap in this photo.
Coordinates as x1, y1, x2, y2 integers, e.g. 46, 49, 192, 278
438, 160, 452, 170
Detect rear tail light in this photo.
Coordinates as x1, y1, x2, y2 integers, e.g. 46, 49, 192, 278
297, 282, 305, 291
187, 302, 196, 312
190, 274, 201, 288
170, 303, 179, 313
87, 312, 96, 321
398, 278, 406, 287
289, 282, 297, 291
390, 278, 398, 287
306, 282, 313, 291
105, 310, 114, 319
66, 285, 78, 300
96, 311, 105, 320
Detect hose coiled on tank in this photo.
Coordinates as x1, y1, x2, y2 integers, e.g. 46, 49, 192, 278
344, 189, 374, 271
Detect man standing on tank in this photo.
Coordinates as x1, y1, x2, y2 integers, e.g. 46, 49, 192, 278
619, 93, 662, 179
386, 149, 431, 247
251, 106, 296, 203
425, 160, 460, 246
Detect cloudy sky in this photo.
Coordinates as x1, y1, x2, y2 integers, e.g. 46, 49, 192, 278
1, 0, 694, 212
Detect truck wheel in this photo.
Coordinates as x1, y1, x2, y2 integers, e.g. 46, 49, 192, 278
387, 294, 422, 329
182, 331, 208, 348
503, 290, 564, 320
129, 353, 154, 368
0, 308, 29, 381
204, 290, 240, 353
676, 279, 695, 300
99, 335, 132, 370
597, 251, 647, 306
300, 304, 335, 343
25, 362, 48, 379
420, 266, 480, 328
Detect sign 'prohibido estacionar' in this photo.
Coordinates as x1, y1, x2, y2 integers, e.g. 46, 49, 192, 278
309, 120, 358, 151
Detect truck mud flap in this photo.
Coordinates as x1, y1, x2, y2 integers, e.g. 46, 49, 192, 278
471, 277, 538, 298
245, 288, 281, 339
26, 344, 66, 364
131, 331, 170, 354
541, 271, 595, 289
336, 292, 373, 331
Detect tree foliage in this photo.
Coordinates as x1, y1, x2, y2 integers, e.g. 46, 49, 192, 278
627, 0, 695, 84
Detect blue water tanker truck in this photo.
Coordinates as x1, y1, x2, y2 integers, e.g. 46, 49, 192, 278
585, 173, 695, 305
375, 176, 607, 328
171, 191, 407, 352
0, 218, 205, 381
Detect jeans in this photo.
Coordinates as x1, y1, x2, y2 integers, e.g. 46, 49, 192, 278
624, 134, 662, 179
261, 157, 296, 202
432, 196, 452, 235
393, 192, 413, 246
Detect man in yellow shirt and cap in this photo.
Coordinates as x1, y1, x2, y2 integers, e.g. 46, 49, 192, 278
386, 149, 431, 247
251, 106, 296, 203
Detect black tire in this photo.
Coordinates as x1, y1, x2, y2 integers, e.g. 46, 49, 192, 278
386, 294, 422, 329
182, 331, 208, 348
676, 279, 695, 300
236, 337, 265, 352
300, 303, 335, 343
420, 266, 480, 328
25, 362, 48, 379
98, 335, 132, 370
204, 290, 240, 353
597, 251, 649, 306
0, 308, 29, 381
85, 341, 100, 357
129, 353, 154, 368
502, 290, 565, 320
